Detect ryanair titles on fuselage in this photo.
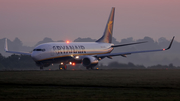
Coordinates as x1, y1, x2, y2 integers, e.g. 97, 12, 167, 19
53, 45, 86, 54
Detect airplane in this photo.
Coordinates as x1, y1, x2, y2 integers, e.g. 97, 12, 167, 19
4, 7, 174, 70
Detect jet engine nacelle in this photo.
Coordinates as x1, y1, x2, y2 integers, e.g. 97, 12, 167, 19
82, 56, 99, 67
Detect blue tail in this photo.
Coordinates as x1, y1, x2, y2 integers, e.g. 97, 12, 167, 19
96, 7, 115, 43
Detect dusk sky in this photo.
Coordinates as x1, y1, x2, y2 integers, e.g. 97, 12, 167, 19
1, 0, 180, 46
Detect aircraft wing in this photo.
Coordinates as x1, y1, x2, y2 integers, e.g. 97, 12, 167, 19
111, 41, 147, 47
96, 37, 174, 58
4, 39, 31, 55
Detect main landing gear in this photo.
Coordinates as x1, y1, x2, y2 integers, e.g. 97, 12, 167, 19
59, 65, 67, 70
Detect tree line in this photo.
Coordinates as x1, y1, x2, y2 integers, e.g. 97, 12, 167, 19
1, 37, 180, 66
104, 61, 180, 69
0, 53, 37, 70
0, 53, 179, 70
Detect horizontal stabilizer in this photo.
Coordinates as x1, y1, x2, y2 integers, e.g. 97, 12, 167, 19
4, 39, 31, 55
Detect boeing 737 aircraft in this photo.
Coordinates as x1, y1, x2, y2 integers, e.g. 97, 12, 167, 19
5, 7, 174, 70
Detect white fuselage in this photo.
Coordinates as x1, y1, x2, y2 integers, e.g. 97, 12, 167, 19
31, 42, 113, 63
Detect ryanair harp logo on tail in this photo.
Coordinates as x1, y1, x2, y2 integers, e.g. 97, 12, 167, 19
108, 21, 113, 34
95, 7, 115, 43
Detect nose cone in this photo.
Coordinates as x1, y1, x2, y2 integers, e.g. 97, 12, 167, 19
31, 51, 39, 61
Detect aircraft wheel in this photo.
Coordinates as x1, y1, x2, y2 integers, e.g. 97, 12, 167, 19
59, 65, 62, 70
63, 65, 67, 70
59, 65, 63, 70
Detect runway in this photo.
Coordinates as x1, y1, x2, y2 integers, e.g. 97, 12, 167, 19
0, 69, 180, 101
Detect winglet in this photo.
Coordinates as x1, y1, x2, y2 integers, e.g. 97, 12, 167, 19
4, 38, 8, 52
165, 36, 175, 50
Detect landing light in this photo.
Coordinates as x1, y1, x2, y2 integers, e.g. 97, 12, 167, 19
75, 56, 79, 59
69, 62, 72, 65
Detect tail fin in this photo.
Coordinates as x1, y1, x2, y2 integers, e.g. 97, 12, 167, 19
96, 7, 115, 43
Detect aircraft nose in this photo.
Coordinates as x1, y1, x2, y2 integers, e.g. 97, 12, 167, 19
31, 52, 39, 61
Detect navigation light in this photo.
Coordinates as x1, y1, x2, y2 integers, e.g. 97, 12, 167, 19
66, 40, 70, 44
72, 62, 75, 66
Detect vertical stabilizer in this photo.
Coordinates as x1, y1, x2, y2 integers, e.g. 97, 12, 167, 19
96, 7, 115, 43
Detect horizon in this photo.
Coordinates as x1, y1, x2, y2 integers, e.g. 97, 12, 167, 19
1, 36, 176, 47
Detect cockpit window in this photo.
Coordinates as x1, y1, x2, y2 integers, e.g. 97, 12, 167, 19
33, 49, 46, 52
